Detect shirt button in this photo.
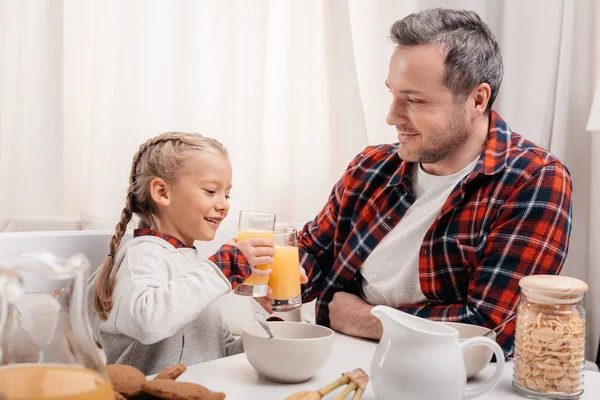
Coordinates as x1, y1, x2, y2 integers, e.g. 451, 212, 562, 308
386, 216, 393, 222
356, 250, 362, 257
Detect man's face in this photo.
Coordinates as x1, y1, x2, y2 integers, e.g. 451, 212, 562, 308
386, 44, 470, 163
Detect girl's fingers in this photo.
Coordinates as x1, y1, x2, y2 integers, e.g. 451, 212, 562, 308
252, 256, 274, 267
252, 247, 275, 257
245, 238, 274, 248
251, 266, 272, 276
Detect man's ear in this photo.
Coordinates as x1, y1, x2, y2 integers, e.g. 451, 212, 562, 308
470, 82, 492, 118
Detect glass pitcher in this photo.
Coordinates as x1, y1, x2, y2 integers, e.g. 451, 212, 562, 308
0, 252, 113, 400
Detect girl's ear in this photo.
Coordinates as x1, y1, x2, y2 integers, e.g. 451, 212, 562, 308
149, 178, 171, 206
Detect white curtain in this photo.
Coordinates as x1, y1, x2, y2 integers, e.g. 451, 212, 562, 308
0, 0, 369, 229
1, 0, 598, 359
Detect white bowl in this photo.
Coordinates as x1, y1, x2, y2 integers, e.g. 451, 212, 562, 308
440, 322, 496, 379
242, 322, 334, 383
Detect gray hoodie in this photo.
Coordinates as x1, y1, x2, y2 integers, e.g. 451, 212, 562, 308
87, 236, 243, 375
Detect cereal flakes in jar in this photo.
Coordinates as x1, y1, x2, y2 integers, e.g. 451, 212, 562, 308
513, 275, 588, 399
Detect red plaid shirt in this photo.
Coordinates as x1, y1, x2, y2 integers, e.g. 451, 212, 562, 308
133, 229, 192, 249
297, 111, 572, 357
209, 111, 572, 357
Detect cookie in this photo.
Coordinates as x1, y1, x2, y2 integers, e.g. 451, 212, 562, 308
114, 392, 127, 400
154, 364, 187, 380
142, 379, 210, 400
105, 364, 147, 397
208, 392, 226, 400
129, 394, 161, 400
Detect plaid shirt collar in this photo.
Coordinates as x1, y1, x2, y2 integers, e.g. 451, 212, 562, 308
133, 228, 193, 249
386, 111, 510, 188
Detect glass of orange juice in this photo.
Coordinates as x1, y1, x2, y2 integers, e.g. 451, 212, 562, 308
233, 211, 276, 297
269, 227, 302, 312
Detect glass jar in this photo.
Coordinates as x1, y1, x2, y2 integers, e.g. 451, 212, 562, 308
0, 252, 112, 399
513, 275, 588, 399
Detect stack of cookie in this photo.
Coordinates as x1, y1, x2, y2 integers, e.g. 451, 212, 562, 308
106, 363, 226, 400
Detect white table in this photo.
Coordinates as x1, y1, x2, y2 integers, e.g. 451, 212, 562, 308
176, 333, 600, 399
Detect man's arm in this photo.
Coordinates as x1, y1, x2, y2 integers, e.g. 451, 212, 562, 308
328, 291, 382, 339
299, 152, 363, 302
298, 183, 341, 303
328, 162, 573, 354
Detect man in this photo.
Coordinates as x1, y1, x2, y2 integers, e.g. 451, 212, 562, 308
296, 8, 572, 357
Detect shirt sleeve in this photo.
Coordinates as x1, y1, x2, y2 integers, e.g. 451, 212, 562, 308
298, 149, 366, 302
298, 176, 344, 302
111, 249, 231, 345
208, 244, 252, 288
222, 322, 244, 356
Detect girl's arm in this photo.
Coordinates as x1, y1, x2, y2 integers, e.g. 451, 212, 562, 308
111, 250, 231, 345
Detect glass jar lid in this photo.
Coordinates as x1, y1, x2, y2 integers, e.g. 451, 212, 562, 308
519, 275, 588, 304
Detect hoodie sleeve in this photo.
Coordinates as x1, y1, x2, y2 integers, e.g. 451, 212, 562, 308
109, 246, 231, 345
222, 322, 244, 356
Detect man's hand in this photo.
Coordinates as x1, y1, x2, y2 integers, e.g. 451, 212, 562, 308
300, 265, 308, 284
328, 291, 382, 340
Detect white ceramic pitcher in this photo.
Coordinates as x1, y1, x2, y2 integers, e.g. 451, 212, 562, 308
370, 306, 505, 400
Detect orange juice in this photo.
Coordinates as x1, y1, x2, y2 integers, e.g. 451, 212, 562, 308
237, 229, 274, 285
268, 245, 301, 300
0, 364, 113, 400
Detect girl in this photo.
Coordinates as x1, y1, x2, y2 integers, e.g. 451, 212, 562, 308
87, 132, 273, 375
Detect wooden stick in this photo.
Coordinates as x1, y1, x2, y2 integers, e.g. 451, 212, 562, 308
317, 375, 350, 396
351, 387, 365, 400
284, 392, 311, 400
333, 382, 358, 400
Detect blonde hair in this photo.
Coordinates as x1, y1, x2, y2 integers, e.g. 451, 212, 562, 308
94, 132, 228, 320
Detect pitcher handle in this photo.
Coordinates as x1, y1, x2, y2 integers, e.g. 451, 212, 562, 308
461, 336, 505, 400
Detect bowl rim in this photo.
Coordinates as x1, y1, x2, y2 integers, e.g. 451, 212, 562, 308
440, 321, 496, 339
242, 321, 335, 342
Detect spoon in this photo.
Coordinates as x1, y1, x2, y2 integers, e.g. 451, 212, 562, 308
255, 312, 275, 338
483, 314, 517, 338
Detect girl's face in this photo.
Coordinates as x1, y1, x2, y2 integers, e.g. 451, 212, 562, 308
157, 153, 232, 246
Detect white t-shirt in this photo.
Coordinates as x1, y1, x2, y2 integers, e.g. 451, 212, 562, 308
361, 157, 479, 308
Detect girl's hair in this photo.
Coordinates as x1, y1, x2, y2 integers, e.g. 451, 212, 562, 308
94, 132, 228, 320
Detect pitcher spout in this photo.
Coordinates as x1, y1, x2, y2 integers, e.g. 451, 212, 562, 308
371, 305, 457, 337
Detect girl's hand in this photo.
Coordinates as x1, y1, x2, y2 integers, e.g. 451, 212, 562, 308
232, 238, 275, 277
